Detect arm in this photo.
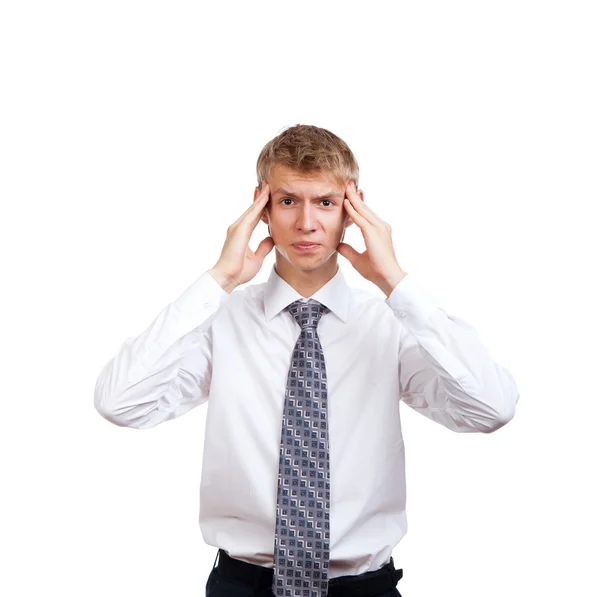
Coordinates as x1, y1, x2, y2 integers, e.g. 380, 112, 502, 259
385, 274, 520, 433
337, 182, 518, 432
94, 270, 232, 429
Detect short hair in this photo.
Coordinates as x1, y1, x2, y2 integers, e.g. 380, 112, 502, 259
256, 124, 360, 189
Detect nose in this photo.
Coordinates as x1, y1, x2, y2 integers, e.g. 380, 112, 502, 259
297, 203, 318, 231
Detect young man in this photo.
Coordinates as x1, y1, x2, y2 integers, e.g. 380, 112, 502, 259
95, 124, 519, 597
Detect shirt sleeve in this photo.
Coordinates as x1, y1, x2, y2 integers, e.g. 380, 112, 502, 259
94, 270, 232, 429
384, 274, 520, 433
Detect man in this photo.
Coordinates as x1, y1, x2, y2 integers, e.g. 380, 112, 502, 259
95, 124, 519, 597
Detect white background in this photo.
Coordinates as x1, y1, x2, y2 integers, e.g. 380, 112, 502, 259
1, 1, 599, 596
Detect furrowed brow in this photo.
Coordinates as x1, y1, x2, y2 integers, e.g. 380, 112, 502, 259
273, 188, 340, 200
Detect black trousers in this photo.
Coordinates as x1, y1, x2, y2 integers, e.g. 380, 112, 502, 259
206, 549, 403, 597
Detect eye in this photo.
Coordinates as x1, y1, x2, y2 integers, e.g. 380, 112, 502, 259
279, 198, 334, 207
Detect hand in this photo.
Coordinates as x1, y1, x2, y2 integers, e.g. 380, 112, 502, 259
336, 181, 407, 295
209, 181, 275, 289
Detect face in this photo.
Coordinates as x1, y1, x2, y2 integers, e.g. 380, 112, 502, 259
253, 164, 364, 273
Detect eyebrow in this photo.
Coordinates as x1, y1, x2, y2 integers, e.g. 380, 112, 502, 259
272, 188, 342, 200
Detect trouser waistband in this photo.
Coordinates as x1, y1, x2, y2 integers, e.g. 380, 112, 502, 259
213, 548, 403, 596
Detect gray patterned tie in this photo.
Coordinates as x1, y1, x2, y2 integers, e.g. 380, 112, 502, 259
273, 299, 331, 597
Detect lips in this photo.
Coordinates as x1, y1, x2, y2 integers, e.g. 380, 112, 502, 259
294, 243, 319, 247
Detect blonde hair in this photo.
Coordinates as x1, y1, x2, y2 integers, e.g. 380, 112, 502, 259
256, 124, 360, 188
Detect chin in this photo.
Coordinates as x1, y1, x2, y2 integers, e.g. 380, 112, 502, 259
278, 246, 337, 267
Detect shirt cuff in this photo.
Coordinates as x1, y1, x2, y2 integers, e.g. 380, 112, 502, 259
172, 270, 232, 319
384, 273, 444, 329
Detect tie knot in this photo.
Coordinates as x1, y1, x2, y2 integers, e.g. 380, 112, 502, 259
286, 299, 328, 329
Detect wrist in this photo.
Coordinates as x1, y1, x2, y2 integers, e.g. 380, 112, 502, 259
208, 268, 238, 294
378, 269, 408, 298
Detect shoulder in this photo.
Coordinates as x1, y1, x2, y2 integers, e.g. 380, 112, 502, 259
348, 284, 397, 321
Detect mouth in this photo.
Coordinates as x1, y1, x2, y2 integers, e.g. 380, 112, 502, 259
293, 243, 320, 252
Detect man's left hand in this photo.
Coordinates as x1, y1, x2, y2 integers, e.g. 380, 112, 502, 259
336, 181, 408, 297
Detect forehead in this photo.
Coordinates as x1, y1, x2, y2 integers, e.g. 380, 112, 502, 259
269, 164, 344, 195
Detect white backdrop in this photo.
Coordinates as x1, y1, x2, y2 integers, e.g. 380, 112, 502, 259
1, 1, 599, 596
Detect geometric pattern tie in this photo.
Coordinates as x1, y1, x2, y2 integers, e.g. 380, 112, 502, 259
272, 299, 331, 597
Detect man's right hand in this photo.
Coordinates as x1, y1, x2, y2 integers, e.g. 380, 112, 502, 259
208, 181, 275, 293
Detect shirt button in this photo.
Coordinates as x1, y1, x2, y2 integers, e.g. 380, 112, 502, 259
203, 302, 212, 308
399, 312, 407, 318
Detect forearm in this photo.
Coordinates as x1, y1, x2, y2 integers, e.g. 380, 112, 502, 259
94, 270, 229, 428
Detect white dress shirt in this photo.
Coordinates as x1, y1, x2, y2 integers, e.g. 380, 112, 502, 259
94, 263, 519, 579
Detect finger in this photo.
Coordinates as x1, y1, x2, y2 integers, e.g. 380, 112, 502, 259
232, 182, 270, 227
251, 182, 271, 221
346, 182, 384, 227
343, 195, 369, 230
244, 182, 271, 230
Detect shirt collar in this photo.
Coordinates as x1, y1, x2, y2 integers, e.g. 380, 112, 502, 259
263, 263, 350, 324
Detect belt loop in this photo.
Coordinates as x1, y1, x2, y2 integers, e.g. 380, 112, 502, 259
389, 556, 403, 582
387, 563, 395, 586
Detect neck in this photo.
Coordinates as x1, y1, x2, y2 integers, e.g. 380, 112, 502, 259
274, 253, 339, 298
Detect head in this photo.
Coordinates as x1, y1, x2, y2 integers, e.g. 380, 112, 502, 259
253, 124, 364, 279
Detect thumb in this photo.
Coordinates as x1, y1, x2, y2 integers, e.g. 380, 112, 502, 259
255, 236, 275, 262
336, 241, 358, 264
